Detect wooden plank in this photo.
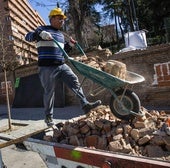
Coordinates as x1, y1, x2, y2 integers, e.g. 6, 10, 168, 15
0, 121, 49, 148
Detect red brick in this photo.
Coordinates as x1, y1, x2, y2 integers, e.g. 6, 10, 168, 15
158, 81, 170, 86
155, 64, 162, 76
94, 120, 103, 129
103, 122, 111, 132
69, 135, 80, 146
164, 75, 170, 81
80, 124, 90, 134
85, 135, 99, 148
157, 75, 164, 81
162, 64, 168, 76
97, 136, 107, 150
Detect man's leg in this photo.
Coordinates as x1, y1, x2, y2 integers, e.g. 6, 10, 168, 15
39, 67, 55, 126
61, 64, 101, 113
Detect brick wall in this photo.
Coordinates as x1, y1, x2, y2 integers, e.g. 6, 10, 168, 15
153, 62, 170, 86
0, 68, 15, 104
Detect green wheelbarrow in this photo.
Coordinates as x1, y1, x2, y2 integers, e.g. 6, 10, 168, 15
53, 38, 145, 121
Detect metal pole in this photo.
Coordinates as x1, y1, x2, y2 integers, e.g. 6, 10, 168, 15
0, 150, 7, 168
0, 150, 3, 168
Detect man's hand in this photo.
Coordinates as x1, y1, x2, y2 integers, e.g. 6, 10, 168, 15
69, 36, 77, 47
39, 31, 53, 40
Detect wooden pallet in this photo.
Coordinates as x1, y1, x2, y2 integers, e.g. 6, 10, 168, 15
0, 121, 48, 148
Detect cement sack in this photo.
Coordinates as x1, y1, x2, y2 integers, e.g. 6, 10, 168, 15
104, 60, 126, 80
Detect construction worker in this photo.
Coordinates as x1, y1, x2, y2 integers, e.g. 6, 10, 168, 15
25, 7, 101, 126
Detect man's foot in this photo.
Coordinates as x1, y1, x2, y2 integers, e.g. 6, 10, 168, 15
45, 115, 54, 126
82, 100, 102, 114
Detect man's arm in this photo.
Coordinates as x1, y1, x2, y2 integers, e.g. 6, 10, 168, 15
64, 37, 77, 53
25, 31, 53, 42
25, 31, 38, 42
25, 26, 49, 42
64, 42, 72, 53
25, 26, 42, 42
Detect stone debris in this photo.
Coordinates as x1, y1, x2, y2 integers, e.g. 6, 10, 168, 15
104, 60, 126, 80
74, 50, 126, 80
44, 105, 170, 162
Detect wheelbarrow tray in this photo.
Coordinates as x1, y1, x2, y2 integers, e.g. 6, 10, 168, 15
69, 58, 145, 90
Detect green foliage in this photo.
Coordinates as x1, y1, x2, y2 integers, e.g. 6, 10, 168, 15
136, 0, 170, 44
100, 0, 170, 46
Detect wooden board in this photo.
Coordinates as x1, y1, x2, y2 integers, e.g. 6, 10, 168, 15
0, 121, 49, 148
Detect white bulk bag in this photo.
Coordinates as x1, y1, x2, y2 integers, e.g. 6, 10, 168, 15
124, 30, 147, 49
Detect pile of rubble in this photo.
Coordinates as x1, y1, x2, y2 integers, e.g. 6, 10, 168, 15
44, 106, 170, 161
74, 55, 106, 70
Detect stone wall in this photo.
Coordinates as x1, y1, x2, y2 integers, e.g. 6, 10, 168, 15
109, 44, 170, 108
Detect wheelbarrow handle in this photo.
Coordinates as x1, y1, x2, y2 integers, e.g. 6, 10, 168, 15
69, 37, 86, 56
53, 38, 86, 60
75, 42, 86, 56
53, 38, 70, 60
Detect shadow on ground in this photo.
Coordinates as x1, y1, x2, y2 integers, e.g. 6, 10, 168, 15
0, 105, 84, 121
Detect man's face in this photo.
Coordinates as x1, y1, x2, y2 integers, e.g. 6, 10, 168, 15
50, 15, 65, 29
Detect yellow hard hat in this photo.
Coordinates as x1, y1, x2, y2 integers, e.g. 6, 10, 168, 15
49, 8, 67, 19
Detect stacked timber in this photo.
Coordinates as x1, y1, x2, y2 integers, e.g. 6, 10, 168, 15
44, 106, 170, 161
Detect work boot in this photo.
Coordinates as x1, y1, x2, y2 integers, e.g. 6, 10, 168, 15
45, 115, 54, 126
82, 100, 102, 114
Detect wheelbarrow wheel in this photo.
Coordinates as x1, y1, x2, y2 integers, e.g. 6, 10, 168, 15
109, 89, 140, 121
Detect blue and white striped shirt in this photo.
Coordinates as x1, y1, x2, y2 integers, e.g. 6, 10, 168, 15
25, 26, 65, 66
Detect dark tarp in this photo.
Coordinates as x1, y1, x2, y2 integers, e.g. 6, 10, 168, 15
12, 74, 65, 108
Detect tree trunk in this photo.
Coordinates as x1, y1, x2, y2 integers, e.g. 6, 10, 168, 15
127, 0, 135, 31
68, 0, 85, 47
4, 69, 12, 130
